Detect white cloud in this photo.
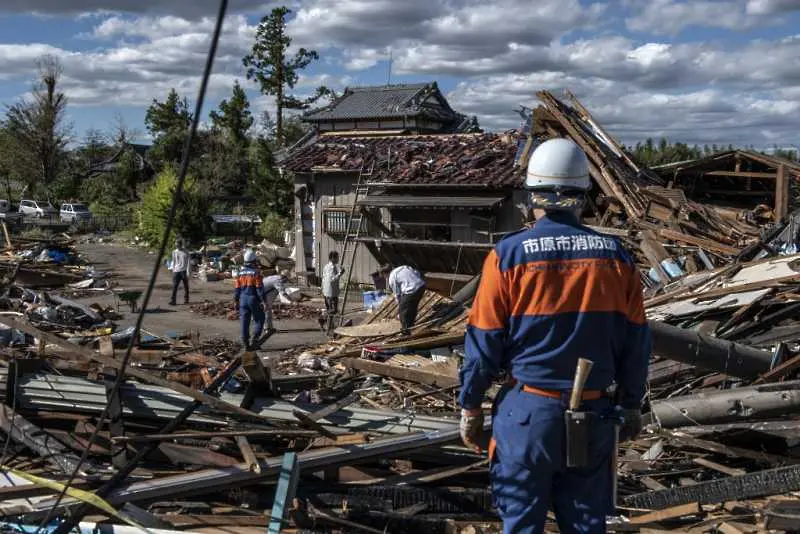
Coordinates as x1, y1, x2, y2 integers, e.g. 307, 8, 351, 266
624, 0, 800, 35
1, 0, 800, 149
746, 0, 800, 15
0, 0, 277, 17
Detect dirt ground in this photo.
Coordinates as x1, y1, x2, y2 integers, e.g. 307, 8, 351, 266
74, 242, 331, 356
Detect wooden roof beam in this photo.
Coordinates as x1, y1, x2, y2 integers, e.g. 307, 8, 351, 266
704, 170, 777, 179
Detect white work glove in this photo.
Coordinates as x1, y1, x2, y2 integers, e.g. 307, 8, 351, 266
459, 409, 484, 453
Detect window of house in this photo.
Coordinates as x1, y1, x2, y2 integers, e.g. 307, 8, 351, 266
323, 208, 372, 236
390, 208, 451, 241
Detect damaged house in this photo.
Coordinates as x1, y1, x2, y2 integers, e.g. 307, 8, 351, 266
280, 81, 512, 293
281, 133, 527, 293
653, 149, 800, 223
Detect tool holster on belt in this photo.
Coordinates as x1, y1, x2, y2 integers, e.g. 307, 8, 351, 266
564, 408, 596, 469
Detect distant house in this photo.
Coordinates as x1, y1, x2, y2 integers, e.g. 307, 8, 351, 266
652, 150, 800, 221
301, 82, 481, 135
280, 132, 528, 293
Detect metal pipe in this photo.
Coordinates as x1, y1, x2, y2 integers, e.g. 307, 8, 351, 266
650, 380, 800, 428
648, 320, 775, 378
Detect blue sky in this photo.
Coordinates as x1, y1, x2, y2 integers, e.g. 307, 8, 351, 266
1, 0, 800, 149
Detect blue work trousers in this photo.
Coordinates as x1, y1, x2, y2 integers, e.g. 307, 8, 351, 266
239, 297, 265, 345
490, 384, 614, 534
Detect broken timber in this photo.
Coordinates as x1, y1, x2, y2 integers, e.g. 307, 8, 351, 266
341, 358, 459, 388
0, 315, 268, 422
0, 404, 88, 476
624, 463, 800, 510
27, 428, 461, 517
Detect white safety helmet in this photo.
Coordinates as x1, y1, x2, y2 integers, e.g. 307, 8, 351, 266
525, 138, 591, 210
243, 249, 257, 263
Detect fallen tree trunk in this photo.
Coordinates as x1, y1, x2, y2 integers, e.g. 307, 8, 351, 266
650, 380, 800, 428
648, 320, 774, 379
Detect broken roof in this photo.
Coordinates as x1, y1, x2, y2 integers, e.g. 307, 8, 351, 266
280, 133, 524, 187
303, 82, 461, 123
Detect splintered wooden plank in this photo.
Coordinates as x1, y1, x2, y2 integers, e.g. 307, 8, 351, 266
342, 357, 459, 388
629, 502, 701, 524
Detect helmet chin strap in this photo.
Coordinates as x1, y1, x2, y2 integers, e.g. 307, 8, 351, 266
528, 189, 587, 211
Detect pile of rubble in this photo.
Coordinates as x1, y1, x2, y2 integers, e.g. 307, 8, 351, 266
0, 90, 799, 533
529, 90, 793, 285
190, 299, 321, 321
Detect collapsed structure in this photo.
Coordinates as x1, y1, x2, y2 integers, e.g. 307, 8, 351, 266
0, 88, 798, 532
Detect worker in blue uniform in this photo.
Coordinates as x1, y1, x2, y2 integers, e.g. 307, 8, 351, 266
458, 138, 651, 534
234, 249, 266, 351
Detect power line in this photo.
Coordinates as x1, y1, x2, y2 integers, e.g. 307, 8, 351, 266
38, 0, 229, 531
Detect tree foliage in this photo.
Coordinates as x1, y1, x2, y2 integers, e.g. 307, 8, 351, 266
144, 89, 192, 170
201, 82, 255, 196
625, 138, 735, 167
139, 168, 209, 246
210, 81, 254, 146
2, 55, 71, 197
242, 6, 329, 148
248, 136, 293, 219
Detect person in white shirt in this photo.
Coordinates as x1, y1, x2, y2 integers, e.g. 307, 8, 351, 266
380, 263, 426, 333
169, 238, 191, 305
262, 269, 290, 334
321, 251, 345, 316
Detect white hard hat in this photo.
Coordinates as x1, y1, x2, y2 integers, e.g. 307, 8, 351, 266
525, 138, 591, 191
243, 249, 257, 263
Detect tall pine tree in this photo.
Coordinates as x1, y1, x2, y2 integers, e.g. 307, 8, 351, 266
242, 6, 330, 148
144, 88, 192, 170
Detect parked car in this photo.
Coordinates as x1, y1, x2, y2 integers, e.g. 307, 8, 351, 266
0, 200, 23, 225
60, 202, 92, 222
19, 199, 57, 218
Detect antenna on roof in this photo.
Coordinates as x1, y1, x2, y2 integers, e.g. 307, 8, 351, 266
387, 48, 393, 86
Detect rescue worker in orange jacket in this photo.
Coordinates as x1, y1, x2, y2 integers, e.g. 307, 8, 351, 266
234, 249, 266, 351
458, 138, 651, 533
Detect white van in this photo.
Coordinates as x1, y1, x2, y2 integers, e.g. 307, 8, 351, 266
19, 199, 57, 218
60, 203, 92, 222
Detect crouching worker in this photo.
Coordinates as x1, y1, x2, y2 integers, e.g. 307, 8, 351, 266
262, 269, 291, 336
458, 139, 651, 534
234, 249, 265, 351
380, 263, 426, 335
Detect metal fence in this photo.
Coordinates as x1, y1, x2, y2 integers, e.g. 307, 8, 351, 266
12, 214, 135, 234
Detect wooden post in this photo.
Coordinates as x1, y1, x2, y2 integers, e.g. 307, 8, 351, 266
775, 164, 789, 220
1, 222, 11, 250
268, 452, 299, 534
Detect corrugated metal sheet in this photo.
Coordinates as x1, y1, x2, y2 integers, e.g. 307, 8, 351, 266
9, 373, 457, 435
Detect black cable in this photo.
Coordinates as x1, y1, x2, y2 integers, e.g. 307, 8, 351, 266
37, 1, 229, 530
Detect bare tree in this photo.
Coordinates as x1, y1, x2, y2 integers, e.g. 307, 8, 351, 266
110, 113, 141, 146
4, 54, 72, 196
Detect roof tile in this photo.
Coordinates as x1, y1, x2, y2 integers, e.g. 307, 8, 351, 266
280, 133, 524, 188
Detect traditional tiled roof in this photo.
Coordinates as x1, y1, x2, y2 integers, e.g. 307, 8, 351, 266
303, 82, 462, 124
280, 133, 524, 188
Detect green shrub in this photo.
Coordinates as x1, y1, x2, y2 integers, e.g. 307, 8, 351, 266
138, 168, 209, 247
257, 212, 289, 245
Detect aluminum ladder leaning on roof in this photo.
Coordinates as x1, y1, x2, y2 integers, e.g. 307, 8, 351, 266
337, 162, 374, 326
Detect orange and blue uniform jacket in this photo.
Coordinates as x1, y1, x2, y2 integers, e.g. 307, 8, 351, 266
458, 211, 651, 410
234, 266, 265, 304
